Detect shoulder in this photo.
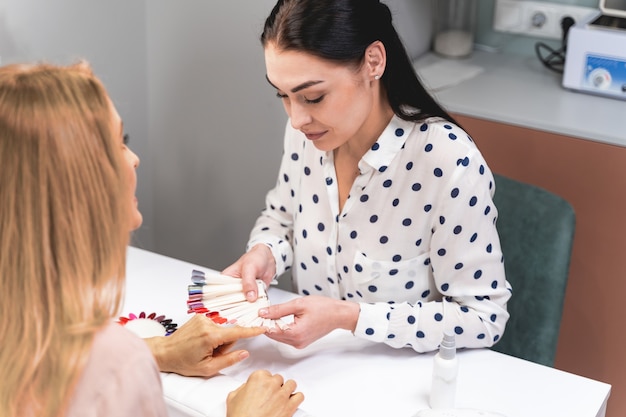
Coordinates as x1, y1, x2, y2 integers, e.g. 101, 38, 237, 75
66, 322, 166, 417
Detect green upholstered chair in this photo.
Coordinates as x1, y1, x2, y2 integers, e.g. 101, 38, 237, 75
490, 173, 576, 367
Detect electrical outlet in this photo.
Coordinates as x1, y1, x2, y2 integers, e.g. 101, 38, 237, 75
494, 0, 598, 40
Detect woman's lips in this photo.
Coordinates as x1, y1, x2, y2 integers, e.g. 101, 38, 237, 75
304, 131, 326, 141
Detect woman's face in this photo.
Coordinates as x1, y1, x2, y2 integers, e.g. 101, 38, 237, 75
110, 101, 142, 231
264, 43, 378, 152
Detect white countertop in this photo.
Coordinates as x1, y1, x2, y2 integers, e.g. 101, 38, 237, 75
123, 246, 611, 417
413, 51, 626, 148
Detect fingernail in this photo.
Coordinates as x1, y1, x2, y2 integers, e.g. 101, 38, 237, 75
239, 351, 250, 360
258, 308, 268, 317
246, 291, 256, 301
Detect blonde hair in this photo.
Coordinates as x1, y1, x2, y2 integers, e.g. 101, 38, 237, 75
0, 62, 131, 417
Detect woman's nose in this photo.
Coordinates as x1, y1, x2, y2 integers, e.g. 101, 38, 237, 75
288, 102, 312, 130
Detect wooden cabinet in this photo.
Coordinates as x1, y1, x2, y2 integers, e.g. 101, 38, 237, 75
456, 114, 625, 417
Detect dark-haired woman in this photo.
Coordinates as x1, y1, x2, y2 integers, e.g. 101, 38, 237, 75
223, 0, 511, 353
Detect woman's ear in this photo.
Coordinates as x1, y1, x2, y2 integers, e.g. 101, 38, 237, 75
365, 41, 387, 81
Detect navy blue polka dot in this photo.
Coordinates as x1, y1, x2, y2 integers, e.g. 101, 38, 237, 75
350, 231, 357, 239
355, 264, 363, 272
454, 326, 464, 335
407, 315, 416, 324
474, 270, 483, 279
441, 283, 449, 291
366, 328, 375, 335
477, 333, 485, 339
406, 162, 413, 170
417, 331, 425, 338
425, 143, 433, 152
454, 263, 463, 270
424, 204, 432, 212
412, 183, 421, 191
291, 153, 299, 160
370, 215, 378, 223
453, 225, 462, 234
317, 223, 325, 231
405, 281, 414, 289
395, 128, 404, 136
372, 143, 380, 151
420, 124, 428, 132
393, 198, 400, 207
434, 313, 443, 321
380, 236, 389, 244
434, 168, 443, 177
469, 196, 477, 206
437, 248, 446, 256
304, 166, 311, 175
383, 179, 393, 188
449, 133, 457, 140
368, 285, 377, 293
402, 218, 412, 226
422, 290, 431, 298
360, 194, 369, 202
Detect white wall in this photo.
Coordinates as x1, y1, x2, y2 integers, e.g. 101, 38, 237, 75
0, 0, 154, 249
0, 0, 433, 274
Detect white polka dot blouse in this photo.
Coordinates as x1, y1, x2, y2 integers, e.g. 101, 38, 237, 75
247, 116, 512, 352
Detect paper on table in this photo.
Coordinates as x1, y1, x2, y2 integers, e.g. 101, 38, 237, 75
416, 59, 484, 92
161, 373, 315, 417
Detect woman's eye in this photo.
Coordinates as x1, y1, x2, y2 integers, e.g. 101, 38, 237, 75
304, 95, 324, 104
275, 92, 288, 100
123, 134, 130, 145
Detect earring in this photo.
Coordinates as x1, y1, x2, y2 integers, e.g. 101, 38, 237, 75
374, 75, 380, 80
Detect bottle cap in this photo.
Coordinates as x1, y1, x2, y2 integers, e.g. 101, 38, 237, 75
439, 331, 456, 360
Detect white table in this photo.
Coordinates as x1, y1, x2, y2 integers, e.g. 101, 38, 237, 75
124, 247, 611, 417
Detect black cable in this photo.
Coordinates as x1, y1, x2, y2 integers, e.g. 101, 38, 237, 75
534, 16, 576, 74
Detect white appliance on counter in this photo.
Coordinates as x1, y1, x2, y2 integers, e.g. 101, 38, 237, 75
562, 0, 626, 100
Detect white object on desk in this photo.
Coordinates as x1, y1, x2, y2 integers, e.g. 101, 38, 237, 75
124, 247, 611, 417
413, 409, 508, 417
415, 59, 484, 92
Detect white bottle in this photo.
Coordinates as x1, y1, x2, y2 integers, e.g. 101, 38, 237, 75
429, 331, 458, 409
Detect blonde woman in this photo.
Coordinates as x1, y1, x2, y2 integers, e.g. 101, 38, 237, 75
0, 62, 303, 417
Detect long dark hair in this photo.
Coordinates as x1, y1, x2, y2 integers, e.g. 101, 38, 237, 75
261, 0, 456, 124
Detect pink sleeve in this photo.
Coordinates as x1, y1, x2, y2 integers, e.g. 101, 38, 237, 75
66, 323, 168, 417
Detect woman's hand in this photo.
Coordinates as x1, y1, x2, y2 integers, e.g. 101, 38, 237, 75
259, 295, 360, 348
145, 313, 266, 377
227, 370, 304, 417
222, 244, 276, 302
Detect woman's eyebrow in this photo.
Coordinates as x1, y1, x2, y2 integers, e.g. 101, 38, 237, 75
265, 75, 323, 93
